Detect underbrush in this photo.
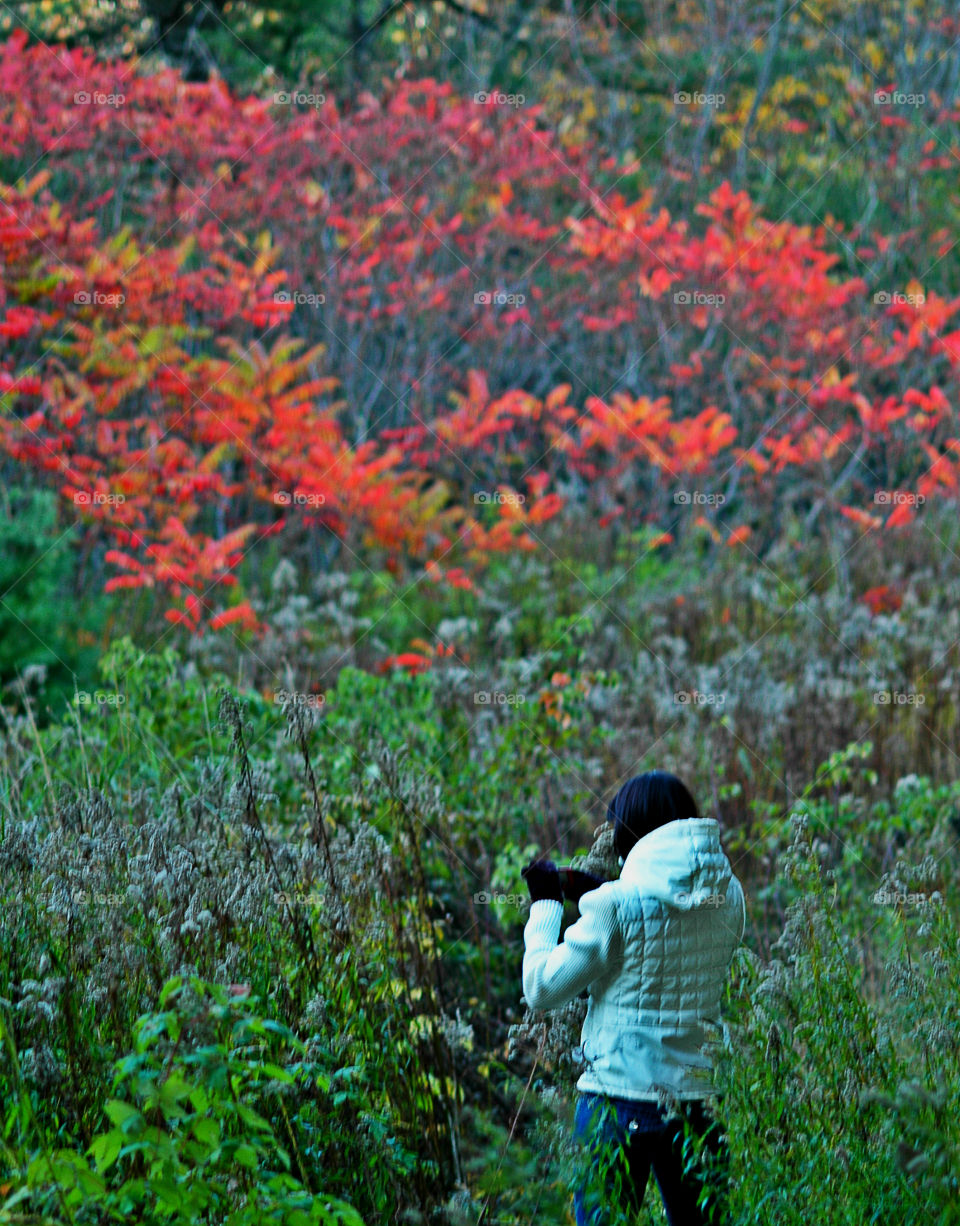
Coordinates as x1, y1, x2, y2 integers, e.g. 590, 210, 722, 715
716, 801, 960, 1225
1, 566, 959, 1222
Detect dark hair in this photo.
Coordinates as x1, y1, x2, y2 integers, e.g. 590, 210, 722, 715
606, 771, 699, 861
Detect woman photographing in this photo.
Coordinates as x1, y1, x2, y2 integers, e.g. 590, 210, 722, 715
521, 770, 745, 1225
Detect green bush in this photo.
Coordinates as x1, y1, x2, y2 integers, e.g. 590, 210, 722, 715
2, 976, 365, 1225
0, 485, 109, 723
716, 802, 960, 1224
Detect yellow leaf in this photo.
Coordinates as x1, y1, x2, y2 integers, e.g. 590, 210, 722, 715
864, 40, 885, 72
302, 180, 326, 207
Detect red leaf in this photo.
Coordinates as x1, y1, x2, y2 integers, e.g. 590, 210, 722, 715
208, 602, 261, 632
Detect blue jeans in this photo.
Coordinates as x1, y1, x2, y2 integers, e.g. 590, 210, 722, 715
572, 1092, 729, 1225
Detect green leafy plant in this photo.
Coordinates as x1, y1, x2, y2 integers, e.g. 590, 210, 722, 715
2, 976, 365, 1225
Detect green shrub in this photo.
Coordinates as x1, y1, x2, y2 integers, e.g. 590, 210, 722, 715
1, 976, 365, 1225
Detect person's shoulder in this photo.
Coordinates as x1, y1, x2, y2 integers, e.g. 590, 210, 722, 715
579, 878, 625, 921
585, 877, 622, 900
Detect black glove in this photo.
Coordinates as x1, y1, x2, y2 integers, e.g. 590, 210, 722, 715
561, 868, 605, 904
521, 858, 563, 904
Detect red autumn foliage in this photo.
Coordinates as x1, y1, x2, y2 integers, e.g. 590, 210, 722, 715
1, 31, 959, 633
859, 585, 904, 615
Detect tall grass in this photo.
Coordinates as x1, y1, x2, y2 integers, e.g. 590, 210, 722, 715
0, 684, 472, 1223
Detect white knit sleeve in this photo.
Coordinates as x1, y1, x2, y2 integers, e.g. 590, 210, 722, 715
521, 887, 622, 1011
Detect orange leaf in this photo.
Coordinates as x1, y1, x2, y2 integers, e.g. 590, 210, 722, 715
209, 602, 260, 632
839, 505, 882, 531
860, 585, 902, 614
545, 383, 572, 412
165, 607, 198, 629
527, 493, 564, 525
104, 574, 153, 592
884, 502, 915, 529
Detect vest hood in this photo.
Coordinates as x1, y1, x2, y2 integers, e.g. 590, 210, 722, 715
619, 817, 733, 911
